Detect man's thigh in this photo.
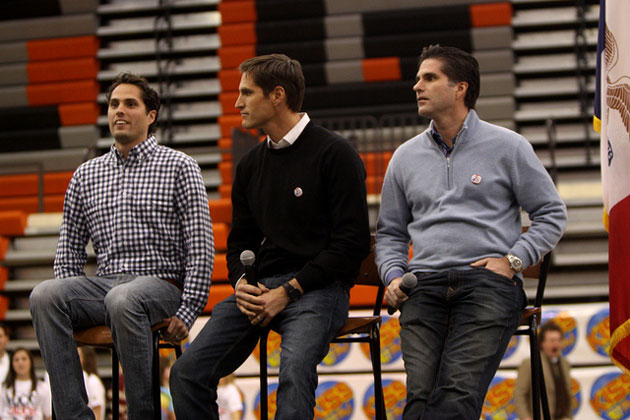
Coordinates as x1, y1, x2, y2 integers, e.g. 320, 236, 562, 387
105, 275, 181, 324
432, 269, 524, 408
398, 276, 450, 401
273, 280, 350, 366
31, 275, 115, 328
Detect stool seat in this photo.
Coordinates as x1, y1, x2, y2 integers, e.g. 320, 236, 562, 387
73, 321, 174, 347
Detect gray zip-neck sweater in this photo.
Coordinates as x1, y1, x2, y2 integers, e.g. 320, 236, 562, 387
375, 110, 567, 283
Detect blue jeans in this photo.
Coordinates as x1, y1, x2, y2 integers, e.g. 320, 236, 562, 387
29, 275, 182, 420
399, 268, 526, 420
170, 272, 349, 420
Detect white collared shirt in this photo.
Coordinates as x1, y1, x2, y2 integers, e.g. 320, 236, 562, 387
267, 113, 310, 149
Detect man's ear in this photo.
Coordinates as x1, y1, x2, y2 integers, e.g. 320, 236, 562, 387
271, 85, 286, 106
456, 81, 468, 99
147, 109, 157, 125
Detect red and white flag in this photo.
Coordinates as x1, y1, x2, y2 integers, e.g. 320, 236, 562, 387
596, 0, 630, 372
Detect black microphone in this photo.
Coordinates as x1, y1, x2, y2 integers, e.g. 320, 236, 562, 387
240, 250, 257, 286
387, 272, 418, 315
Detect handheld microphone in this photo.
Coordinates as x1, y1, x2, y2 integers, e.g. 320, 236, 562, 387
240, 250, 257, 286
387, 272, 418, 315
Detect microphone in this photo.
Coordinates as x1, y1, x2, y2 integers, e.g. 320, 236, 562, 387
240, 250, 257, 286
387, 272, 417, 315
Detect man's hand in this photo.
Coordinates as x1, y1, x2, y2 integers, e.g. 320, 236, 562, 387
385, 276, 409, 310
470, 257, 515, 279
235, 277, 269, 318
162, 316, 189, 343
249, 278, 303, 328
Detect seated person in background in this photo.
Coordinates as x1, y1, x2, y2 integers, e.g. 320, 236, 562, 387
0, 348, 51, 420
78, 347, 105, 420
29, 72, 214, 419
514, 321, 573, 420
217, 374, 243, 420
170, 54, 371, 419
0, 324, 10, 382
159, 357, 176, 420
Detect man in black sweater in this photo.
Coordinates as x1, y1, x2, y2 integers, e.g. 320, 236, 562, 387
170, 54, 371, 419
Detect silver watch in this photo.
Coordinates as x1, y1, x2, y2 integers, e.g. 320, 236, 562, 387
506, 254, 523, 272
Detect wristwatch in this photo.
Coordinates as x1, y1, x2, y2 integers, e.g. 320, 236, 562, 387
505, 254, 523, 272
282, 282, 302, 303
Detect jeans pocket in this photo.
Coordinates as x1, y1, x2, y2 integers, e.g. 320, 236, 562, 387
477, 267, 517, 285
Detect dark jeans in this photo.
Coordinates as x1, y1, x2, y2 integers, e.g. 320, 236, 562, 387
170, 272, 349, 419
400, 268, 526, 420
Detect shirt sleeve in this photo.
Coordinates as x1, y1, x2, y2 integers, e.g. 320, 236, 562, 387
54, 168, 90, 279
226, 157, 265, 289
38, 381, 53, 418
509, 140, 568, 268
173, 158, 214, 329
375, 150, 413, 285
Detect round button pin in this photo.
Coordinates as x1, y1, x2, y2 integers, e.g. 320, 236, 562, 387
471, 174, 482, 184
294, 187, 303, 197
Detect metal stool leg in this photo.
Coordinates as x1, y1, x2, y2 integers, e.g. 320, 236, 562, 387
112, 349, 119, 419
370, 325, 386, 420
259, 329, 269, 420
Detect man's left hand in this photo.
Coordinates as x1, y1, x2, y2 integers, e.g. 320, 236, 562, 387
249, 287, 289, 327
470, 257, 515, 279
162, 316, 189, 343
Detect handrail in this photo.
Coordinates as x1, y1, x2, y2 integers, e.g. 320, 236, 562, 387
155, 0, 175, 144
574, 0, 593, 166
545, 118, 559, 185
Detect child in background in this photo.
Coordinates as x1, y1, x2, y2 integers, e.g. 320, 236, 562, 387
0, 348, 51, 420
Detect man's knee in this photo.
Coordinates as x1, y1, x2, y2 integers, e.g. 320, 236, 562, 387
29, 279, 60, 311
170, 351, 209, 388
104, 286, 140, 321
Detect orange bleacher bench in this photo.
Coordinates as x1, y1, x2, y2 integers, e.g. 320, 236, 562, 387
209, 198, 232, 224
0, 195, 64, 214
0, 171, 73, 198
0, 211, 27, 236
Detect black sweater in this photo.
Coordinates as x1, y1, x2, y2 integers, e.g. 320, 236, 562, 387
226, 122, 371, 293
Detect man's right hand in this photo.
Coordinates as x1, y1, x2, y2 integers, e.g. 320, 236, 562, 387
385, 276, 410, 310
235, 277, 269, 318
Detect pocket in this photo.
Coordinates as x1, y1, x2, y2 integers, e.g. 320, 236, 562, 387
477, 267, 517, 285
133, 198, 177, 241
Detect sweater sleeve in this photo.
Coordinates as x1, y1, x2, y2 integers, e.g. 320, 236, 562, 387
294, 140, 371, 293
226, 154, 265, 288
374, 148, 413, 285
509, 140, 568, 269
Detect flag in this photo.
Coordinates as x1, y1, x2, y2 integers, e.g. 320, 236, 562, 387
596, 0, 630, 373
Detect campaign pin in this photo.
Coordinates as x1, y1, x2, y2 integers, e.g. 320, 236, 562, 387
294, 187, 303, 197
471, 174, 482, 184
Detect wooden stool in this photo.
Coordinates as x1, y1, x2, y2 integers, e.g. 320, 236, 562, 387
69, 321, 182, 420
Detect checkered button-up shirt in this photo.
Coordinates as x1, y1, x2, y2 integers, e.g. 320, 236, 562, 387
54, 136, 214, 328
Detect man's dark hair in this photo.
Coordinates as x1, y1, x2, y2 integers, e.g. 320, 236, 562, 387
106, 73, 160, 134
418, 44, 480, 109
539, 321, 564, 343
239, 54, 305, 112
0, 322, 8, 336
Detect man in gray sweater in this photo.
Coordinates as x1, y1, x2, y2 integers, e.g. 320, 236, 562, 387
375, 45, 567, 419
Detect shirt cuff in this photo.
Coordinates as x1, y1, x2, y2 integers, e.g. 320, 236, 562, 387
385, 268, 405, 286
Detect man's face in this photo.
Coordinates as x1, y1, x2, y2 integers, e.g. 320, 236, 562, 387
107, 83, 156, 146
0, 328, 8, 355
235, 73, 276, 130
413, 58, 464, 120
541, 330, 563, 359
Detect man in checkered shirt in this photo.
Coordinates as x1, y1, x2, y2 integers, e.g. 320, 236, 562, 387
29, 73, 214, 420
